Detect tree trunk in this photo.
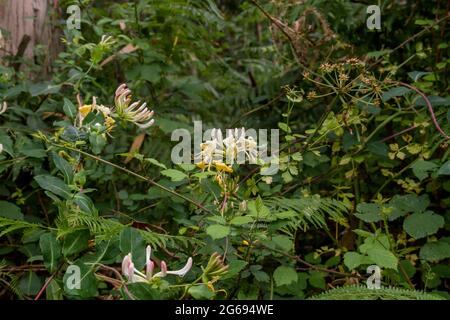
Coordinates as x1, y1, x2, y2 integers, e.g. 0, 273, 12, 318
0, 0, 61, 72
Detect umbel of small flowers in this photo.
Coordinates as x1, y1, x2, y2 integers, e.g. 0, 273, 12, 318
121, 245, 193, 283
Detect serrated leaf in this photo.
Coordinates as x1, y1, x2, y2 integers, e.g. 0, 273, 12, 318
273, 265, 298, 287
367, 247, 398, 270
344, 252, 372, 270
206, 224, 230, 240
420, 240, 450, 262
411, 160, 438, 181
355, 203, 382, 222
403, 211, 444, 239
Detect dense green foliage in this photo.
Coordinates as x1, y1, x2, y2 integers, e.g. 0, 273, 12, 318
0, 0, 449, 300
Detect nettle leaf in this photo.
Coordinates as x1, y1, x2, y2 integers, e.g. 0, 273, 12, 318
206, 224, 230, 240
119, 227, 146, 269
344, 252, 372, 270
62, 229, 90, 257
387, 194, 429, 221
367, 247, 398, 270
39, 233, 62, 273
420, 239, 450, 262
34, 175, 72, 199
411, 160, 438, 181
355, 203, 382, 222
403, 211, 444, 239
0, 200, 24, 220
160, 169, 188, 182
273, 265, 298, 287
272, 235, 293, 251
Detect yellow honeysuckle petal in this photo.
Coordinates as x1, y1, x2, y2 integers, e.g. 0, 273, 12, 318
79, 104, 92, 117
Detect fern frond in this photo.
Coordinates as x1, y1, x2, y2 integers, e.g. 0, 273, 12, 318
308, 285, 445, 300
0, 217, 44, 237
265, 195, 349, 235
63, 211, 202, 248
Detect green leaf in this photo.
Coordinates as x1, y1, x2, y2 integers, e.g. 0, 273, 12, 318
229, 216, 253, 225
273, 265, 298, 287
34, 175, 72, 199
144, 157, 167, 169
403, 211, 444, 239
381, 86, 411, 102
63, 98, 77, 119
127, 282, 162, 300
119, 227, 146, 269
0, 200, 24, 220
355, 203, 382, 222
29, 82, 61, 97
160, 169, 188, 182
188, 284, 215, 300
420, 239, 450, 262
344, 252, 371, 270
437, 161, 450, 176
51, 152, 74, 183
411, 160, 438, 181
272, 235, 293, 251
19, 271, 43, 296
62, 229, 90, 257
63, 258, 98, 298
46, 279, 63, 300
206, 224, 230, 240
367, 247, 398, 270
39, 233, 61, 273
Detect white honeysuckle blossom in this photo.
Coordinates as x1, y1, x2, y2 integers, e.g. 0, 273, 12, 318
197, 128, 223, 166
121, 245, 193, 283
197, 127, 260, 166
114, 84, 155, 129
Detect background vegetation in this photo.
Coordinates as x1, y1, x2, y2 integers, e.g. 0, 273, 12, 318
0, 0, 449, 300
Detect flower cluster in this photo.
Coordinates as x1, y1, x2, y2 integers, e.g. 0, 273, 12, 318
196, 128, 259, 172
121, 246, 193, 283
114, 84, 155, 129
77, 84, 155, 133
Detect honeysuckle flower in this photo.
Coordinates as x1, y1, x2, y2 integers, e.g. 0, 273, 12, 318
121, 245, 193, 283
114, 84, 155, 129
0, 101, 7, 115
0, 143, 3, 154
214, 161, 233, 173
197, 128, 223, 167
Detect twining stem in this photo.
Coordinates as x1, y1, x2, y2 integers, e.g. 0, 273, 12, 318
51, 142, 213, 214
392, 81, 450, 140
